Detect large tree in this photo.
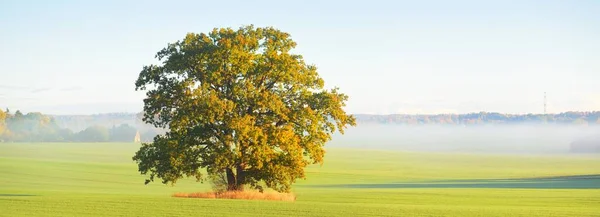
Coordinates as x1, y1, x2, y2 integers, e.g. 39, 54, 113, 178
133, 25, 355, 193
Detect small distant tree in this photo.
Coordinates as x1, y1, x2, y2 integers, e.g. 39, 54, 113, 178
0, 109, 6, 141
57, 128, 74, 142
14, 110, 23, 119
132, 25, 355, 193
109, 124, 138, 142
75, 125, 110, 142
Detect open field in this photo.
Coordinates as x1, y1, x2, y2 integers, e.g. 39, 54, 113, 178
1, 143, 599, 216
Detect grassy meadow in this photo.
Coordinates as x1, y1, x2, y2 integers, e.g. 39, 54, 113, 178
1, 142, 599, 216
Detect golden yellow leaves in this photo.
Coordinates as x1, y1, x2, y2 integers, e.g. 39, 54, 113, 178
134, 25, 355, 192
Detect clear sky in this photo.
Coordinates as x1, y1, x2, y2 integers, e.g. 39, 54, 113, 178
1, 0, 599, 115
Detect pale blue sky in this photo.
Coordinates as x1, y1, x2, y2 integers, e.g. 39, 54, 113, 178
1, 0, 599, 115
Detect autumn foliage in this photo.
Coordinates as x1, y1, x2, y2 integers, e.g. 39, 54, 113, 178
132, 25, 355, 193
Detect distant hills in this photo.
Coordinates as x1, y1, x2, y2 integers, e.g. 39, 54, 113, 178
49, 111, 600, 131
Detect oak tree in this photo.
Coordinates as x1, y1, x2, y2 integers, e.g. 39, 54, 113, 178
132, 25, 355, 193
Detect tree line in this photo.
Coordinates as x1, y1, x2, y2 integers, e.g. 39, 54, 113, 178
49, 111, 600, 131
355, 111, 600, 125
0, 109, 160, 143
2, 109, 598, 143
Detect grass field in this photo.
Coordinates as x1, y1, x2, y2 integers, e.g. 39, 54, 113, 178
1, 143, 599, 216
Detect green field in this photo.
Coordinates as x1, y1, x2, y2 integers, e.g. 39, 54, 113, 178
1, 143, 599, 216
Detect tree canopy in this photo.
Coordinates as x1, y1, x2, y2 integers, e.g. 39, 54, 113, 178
132, 25, 356, 192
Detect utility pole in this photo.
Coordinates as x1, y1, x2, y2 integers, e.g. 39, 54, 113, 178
544, 92, 547, 115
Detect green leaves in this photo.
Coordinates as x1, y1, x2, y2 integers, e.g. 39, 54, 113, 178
133, 25, 356, 192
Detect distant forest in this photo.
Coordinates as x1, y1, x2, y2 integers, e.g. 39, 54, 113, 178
1, 109, 599, 143
0, 109, 164, 143
51, 111, 600, 130
354, 111, 600, 125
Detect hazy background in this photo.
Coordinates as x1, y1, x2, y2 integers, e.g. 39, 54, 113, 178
329, 124, 599, 154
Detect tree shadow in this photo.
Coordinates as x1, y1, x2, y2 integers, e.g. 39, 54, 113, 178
313, 174, 600, 189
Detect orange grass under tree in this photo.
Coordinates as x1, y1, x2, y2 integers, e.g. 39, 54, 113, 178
172, 191, 296, 201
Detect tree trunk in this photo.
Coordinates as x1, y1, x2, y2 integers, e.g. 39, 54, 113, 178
235, 164, 245, 191
225, 166, 245, 191
226, 168, 237, 191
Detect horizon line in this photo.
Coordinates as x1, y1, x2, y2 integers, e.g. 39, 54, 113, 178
40, 110, 600, 116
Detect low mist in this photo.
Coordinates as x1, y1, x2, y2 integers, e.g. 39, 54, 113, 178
329, 124, 600, 154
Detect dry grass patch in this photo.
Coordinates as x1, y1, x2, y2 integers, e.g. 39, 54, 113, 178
172, 190, 296, 201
